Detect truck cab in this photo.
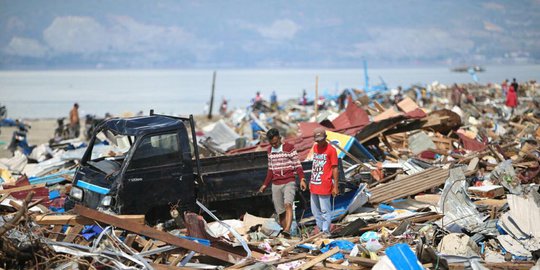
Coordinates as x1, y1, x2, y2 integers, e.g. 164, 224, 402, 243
67, 114, 197, 223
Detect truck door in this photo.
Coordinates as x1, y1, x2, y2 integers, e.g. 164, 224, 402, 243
118, 132, 194, 218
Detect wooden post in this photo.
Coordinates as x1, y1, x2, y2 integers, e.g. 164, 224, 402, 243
208, 71, 217, 119
314, 75, 319, 119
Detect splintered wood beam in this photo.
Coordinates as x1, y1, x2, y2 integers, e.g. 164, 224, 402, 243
73, 205, 242, 264
0, 183, 46, 194
294, 247, 340, 270
281, 232, 324, 255
34, 214, 146, 225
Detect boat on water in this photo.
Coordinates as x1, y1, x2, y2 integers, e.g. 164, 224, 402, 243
451, 66, 486, 73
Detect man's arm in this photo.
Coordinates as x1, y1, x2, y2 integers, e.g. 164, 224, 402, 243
290, 148, 307, 190
259, 169, 272, 193
332, 166, 339, 196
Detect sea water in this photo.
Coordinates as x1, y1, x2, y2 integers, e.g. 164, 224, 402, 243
1, 65, 539, 119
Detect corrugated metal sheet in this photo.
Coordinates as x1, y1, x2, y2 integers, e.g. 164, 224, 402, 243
369, 167, 449, 204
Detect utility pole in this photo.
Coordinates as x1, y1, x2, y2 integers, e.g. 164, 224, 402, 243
208, 71, 216, 119
314, 75, 319, 118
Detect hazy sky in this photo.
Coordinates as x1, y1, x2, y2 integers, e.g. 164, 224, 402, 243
1, 0, 539, 69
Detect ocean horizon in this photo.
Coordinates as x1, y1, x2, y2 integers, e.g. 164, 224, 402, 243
1, 65, 539, 119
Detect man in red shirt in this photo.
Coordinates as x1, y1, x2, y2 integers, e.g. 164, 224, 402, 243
307, 127, 339, 235
259, 128, 305, 237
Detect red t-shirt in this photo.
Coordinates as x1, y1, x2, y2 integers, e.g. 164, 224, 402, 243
309, 143, 338, 195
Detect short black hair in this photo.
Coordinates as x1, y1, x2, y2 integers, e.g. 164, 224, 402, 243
266, 128, 280, 141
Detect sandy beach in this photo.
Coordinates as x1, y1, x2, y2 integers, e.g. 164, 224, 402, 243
0, 114, 219, 159
0, 118, 56, 158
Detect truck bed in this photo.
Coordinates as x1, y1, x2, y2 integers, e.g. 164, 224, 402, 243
195, 151, 312, 202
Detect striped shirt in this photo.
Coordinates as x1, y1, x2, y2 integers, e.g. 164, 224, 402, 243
263, 143, 305, 186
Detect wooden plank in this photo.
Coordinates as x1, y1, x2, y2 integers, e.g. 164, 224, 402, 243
270, 253, 307, 265
48, 225, 63, 240
124, 234, 137, 247
142, 240, 155, 252
396, 97, 419, 113
63, 225, 83, 243
149, 262, 192, 270
373, 101, 386, 113
360, 213, 444, 232
225, 258, 257, 270
359, 122, 401, 144
325, 263, 367, 269
294, 247, 339, 270
414, 194, 441, 205
74, 205, 242, 264
9, 200, 22, 210
0, 183, 46, 194
168, 255, 183, 268
34, 214, 146, 225
473, 199, 507, 208
281, 232, 324, 255
344, 255, 377, 267
0, 192, 11, 204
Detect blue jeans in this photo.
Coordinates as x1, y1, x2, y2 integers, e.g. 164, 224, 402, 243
310, 194, 332, 233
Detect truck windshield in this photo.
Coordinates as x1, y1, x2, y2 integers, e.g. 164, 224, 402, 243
90, 130, 132, 160
129, 133, 182, 169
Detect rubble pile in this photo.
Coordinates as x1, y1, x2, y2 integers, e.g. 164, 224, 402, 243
2, 81, 540, 269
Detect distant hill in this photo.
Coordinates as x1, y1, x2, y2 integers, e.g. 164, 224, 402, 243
1, 0, 539, 69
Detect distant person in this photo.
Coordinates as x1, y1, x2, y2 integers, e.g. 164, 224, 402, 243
506, 84, 518, 118
69, 103, 80, 138
219, 98, 228, 116
302, 89, 308, 106
511, 78, 519, 94
451, 84, 463, 107
253, 91, 264, 110
258, 128, 305, 238
393, 86, 403, 104
270, 91, 278, 111
337, 90, 347, 111
501, 79, 509, 97
308, 127, 339, 235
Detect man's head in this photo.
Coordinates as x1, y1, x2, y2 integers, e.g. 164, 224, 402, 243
313, 127, 327, 144
74, 103, 79, 109
266, 128, 281, 148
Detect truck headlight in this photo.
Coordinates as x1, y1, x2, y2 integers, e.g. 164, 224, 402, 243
70, 187, 83, 201
100, 196, 112, 207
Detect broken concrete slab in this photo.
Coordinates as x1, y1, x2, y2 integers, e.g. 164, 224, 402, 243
438, 233, 480, 257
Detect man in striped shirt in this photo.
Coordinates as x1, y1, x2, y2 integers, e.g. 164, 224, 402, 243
258, 128, 306, 237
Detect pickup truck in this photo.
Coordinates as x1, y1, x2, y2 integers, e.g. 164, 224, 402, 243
66, 112, 330, 223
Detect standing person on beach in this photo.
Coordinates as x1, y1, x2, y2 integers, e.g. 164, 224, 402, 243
69, 103, 80, 138
258, 128, 306, 238
502, 79, 509, 97
308, 127, 339, 235
511, 78, 519, 94
270, 91, 278, 111
451, 84, 463, 107
506, 83, 518, 118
